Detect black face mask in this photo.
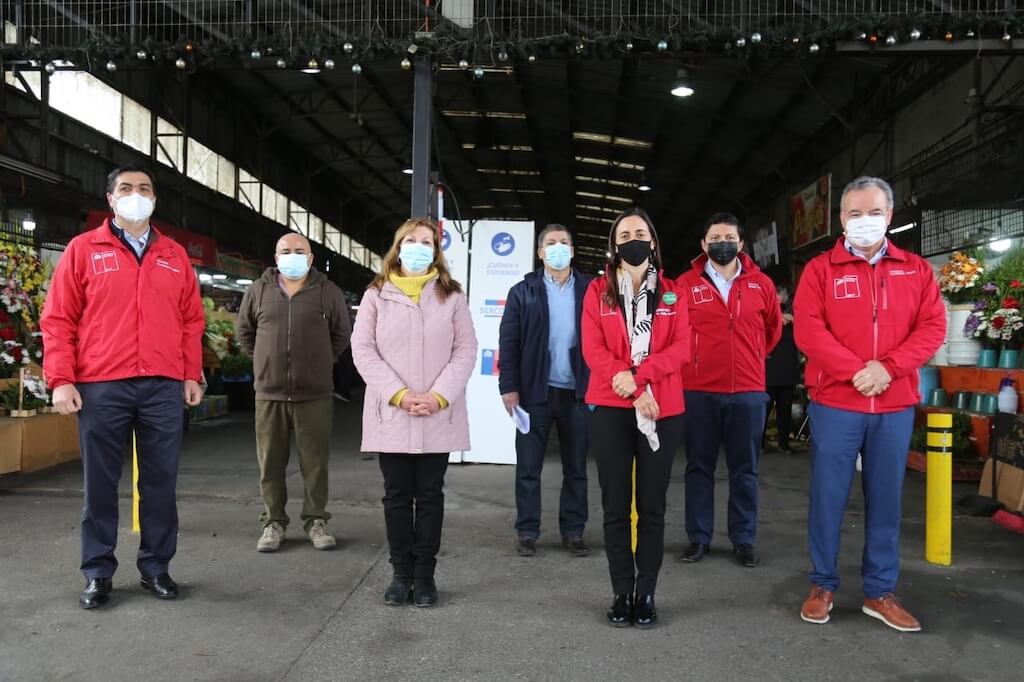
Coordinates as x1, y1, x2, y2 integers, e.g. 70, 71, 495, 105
707, 241, 739, 266
617, 239, 653, 267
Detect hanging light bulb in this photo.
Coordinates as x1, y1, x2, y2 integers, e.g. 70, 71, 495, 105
1003, 28, 1013, 43
136, 49, 147, 60
736, 37, 747, 48
23, 217, 36, 232
473, 66, 484, 79
809, 43, 821, 54
656, 39, 669, 52
324, 58, 335, 70
458, 59, 469, 70
276, 57, 287, 69
351, 63, 362, 75
885, 35, 897, 46
945, 31, 955, 42
343, 42, 355, 55
909, 28, 921, 41
625, 41, 634, 51
400, 57, 412, 70
250, 48, 262, 60
966, 29, 976, 39
302, 57, 320, 74
751, 32, 762, 44
670, 68, 694, 98
497, 49, 508, 62
175, 57, 187, 70
528, 54, 536, 63
44, 62, 56, 74
106, 60, 117, 72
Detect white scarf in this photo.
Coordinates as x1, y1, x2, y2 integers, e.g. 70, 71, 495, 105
619, 266, 660, 451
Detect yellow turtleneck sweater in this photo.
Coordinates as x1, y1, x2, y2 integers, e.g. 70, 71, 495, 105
387, 269, 448, 408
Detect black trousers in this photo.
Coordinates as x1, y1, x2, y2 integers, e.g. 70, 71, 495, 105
765, 386, 796, 449
77, 378, 183, 580
378, 453, 449, 578
590, 407, 684, 595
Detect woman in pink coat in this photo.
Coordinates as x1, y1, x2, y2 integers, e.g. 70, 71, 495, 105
351, 218, 478, 608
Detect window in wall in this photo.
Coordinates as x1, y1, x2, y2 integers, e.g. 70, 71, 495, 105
48, 71, 122, 140
238, 169, 260, 212
4, 20, 17, 44
289, 202, 310, 235
121, 97, 151, 155
324, 225, 342, 252
341, 234, 352, 260
216, 155, 236, 198
369, 254, 382, 273
3, 69, 40, 96
156, 118, 184, 171
262, 185, 287, 225
186, 138, 217, 190
308, 215, 324, 243
350, 240, 368, 268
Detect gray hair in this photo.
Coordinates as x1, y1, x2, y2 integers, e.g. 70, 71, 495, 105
841, 176, 894, 210
536, 223, 573, 249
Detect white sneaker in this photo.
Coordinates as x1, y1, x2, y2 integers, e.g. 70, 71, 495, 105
257, 522, 285, 552
308, 519, 337, 550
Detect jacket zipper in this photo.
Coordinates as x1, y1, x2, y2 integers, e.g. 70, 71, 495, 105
693, 331, 699, 375
731, 289, 742, 393
286, 294, 293, 402
868, 266, 878, 414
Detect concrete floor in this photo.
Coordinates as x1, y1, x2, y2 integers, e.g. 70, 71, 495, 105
1, 400, 1022, 682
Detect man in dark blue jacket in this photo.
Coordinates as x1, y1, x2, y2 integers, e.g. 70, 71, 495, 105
499, 224, 592, 557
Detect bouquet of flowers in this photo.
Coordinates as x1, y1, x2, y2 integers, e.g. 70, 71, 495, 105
0, 243, 50, 379
938, 251, 985, 304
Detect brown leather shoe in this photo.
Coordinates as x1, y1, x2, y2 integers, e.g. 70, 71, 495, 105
799, 586, 835, 624
862, 594, 922, 632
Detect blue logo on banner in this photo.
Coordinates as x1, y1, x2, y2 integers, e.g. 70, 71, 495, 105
491, 232, 515, 256
441, 228, 452, 251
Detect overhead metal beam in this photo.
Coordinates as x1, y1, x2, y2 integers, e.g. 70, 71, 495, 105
411, 55, 433, 218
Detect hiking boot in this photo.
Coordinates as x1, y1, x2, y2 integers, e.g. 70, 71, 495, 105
307, 519, 337, 550
257, 522, 285, 552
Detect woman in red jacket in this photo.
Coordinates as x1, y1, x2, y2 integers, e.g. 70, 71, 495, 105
582, 208, 690, 629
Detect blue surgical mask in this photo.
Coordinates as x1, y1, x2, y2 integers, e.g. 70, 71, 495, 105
543, 243, 572, 271
277, 253, 310, 280
399, 243, 434, 274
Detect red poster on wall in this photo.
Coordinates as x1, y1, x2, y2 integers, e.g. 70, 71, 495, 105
790, 174, 832, 249
85, 210, 218, 267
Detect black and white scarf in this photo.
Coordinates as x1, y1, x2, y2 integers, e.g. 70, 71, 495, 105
619, 265, 660, 451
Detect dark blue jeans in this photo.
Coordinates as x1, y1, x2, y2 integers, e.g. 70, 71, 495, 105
77, 378, 184, 580
807, 402, 913, 598
514, 387, 589, 540
683, 390, 768, 547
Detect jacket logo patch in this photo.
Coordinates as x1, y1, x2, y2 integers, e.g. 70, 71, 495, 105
91, 251, 119, 275
888, 269, 916, 276
662, 292, 677, 305
747, 282, 761, 289
156, 259, 181, 273
833, 275, 861, 299
691, 285, 715, 305
655, 308, 677, 317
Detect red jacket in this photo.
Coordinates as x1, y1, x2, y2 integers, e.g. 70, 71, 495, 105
676, 253, 782, 393
793, 239, 946, 413
41, 220, 205, 388
581, 273, 690, 417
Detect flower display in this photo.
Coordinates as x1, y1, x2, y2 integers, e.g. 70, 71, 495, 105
938, 251, 985, 304
962, 245, 1024, 350
0, 243, 51, 379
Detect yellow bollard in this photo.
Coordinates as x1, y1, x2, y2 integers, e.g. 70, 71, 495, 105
131, 431, 141, 534
925, 413, 953, 565
630, 460, 638, 552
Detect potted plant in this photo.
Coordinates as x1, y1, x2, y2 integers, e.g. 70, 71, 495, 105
938, 250, 986, 365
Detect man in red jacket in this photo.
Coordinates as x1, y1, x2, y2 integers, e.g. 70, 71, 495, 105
794, 176, 945, 633
676, 213, 782, 568
41, 165, 205, 609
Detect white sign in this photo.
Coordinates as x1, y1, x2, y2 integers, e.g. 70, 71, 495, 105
463, 220, 535, 464
752, 221, 780, 268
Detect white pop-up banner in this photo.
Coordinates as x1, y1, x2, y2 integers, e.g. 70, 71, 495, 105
462, 220, 535, 464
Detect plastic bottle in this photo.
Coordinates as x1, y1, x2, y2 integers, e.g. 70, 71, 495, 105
997, 376, 1018, 414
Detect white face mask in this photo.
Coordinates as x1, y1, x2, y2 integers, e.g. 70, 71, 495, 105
114, 193, 155, 223
845, 214, 888, 248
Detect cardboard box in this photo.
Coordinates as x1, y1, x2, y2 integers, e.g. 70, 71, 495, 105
0, 418, 23, 475
979, 459, 1024, 512
13, 413, 80, 474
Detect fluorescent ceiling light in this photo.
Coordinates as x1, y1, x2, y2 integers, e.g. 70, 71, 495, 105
463, 143, 533, 152
22, 219, 36, 231
577, 191, 631, 203
402, 168, 414, 175
671, 69, 695, 98
237, 278, 253, 285
989, 238, 1013, 252
638, 183, 652, 192
301, 58, 320, 74
442, 110, 526, 120
575, 157, 645, 171
198, 273, 213, 282
492, 188, 545, 194
575, 176, 637, 189
573, 132, 652, 150
477, 168, 541, 176
888, 222, 916, 234
212, 274, 228, 280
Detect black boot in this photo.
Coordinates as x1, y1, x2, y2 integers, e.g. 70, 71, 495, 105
383, 575, 412, 606
413, 577, 438, 607
633, 593, 657, 629
607, 593, 633, 627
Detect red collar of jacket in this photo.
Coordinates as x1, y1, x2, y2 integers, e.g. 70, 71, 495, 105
689, 251, 761, 277
826, 237, 908, 265
87, 219, 165, 252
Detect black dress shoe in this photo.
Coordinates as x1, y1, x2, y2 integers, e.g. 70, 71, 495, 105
633, 593, 657, 629
383, 576, 412, 606
412, 577, 438, 607
734, 544, 760, 567
680, 542, 710, 563
79, 577, 112, 609
140, 573, 178, 599
515, 536, 537, 556
607, 593, 633, 627
562, 536, 591, 557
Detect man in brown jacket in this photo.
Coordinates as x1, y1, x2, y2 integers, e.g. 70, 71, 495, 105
237, 233, 351, 552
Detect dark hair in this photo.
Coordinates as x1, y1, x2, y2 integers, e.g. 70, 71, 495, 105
536, 223, 573, 249
106, 164, 156, 195
602, 207, 663, 309
702, 212, 744, 240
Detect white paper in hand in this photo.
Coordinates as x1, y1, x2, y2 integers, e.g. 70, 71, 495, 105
512, 406, 530, 434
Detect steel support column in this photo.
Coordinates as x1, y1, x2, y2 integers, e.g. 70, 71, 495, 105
411, 55, 434, 219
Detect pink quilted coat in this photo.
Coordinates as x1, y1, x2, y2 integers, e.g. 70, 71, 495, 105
351, 280, 478, 454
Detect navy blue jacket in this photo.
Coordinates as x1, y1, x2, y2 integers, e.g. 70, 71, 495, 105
498, 267, 591, 405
